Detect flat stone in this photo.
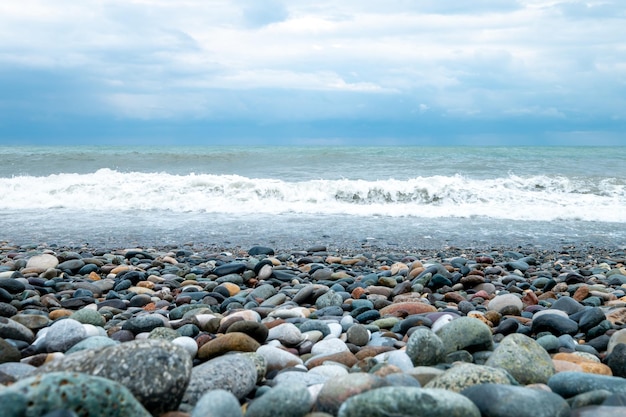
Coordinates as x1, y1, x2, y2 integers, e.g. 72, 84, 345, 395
379, 302, 436, 316
0, 317, 35, 343
531, 313, 579, 336
549, 371, 626, 397
461, 383, 570, 417
26, 254, 59, 270
198, 332, 260, 360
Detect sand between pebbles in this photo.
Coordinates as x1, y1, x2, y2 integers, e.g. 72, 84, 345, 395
1, 242, 626, 416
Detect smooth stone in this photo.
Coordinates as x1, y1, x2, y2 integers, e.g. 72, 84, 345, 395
45, 319, 87, 352
226, 320, 268, 344
549, 371, 626, 397
488, 293, 523, 315
425, 362, 515, 392
315, 373, 389, 415
485, 333, 555, 384
10, 314, 50, 331
308, 364, 349, 379
57, 259, 85, 273
0, 372, 151, 416
0, 279, 26, 294
606, 343, 626, 377
256, 345, 303, 372
267, 323, 304, 346
273, 371, 328, 387
65, 336, 119, 354
346, 324, 370, 346
172, 336, 198, 358
299, 320, 331, 338
552, 297, 585, 315
26, 254, 59, 270
191, 389, 243, 417
337, 387, 481, 417
536, 334, 560, 352
213, 262, 246, 277
182, 354, 257, 405
607, 328, 626, 354
0, 337, 21, 363
0, 362, 37, 379
37, 339, 192, 415
121, 314, 166, 334
570, 405, 626, 416
198, 332, 261, 360
374, 350, 414, 371
0, 317, 35, 343
579, 307, 607, 334
406, 326, 445, 366
248, 246, 275, 256
436, 317, 493, 354
379, 302, 436, 316
311, 338, 349, 356
461, 383, 570, 417
246, 383, 311, 417
531, 314, 579, 336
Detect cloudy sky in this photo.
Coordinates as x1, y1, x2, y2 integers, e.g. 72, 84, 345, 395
1, 0, 625, 146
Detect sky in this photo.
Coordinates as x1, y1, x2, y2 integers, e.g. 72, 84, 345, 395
0, 0, 625, 146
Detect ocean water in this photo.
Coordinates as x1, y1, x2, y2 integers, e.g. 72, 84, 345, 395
1, 146, 625, 250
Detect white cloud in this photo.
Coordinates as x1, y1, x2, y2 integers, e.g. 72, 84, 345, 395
0, 0, 624, 125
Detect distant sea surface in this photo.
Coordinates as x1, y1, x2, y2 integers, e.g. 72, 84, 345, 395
1, 146, 625, 251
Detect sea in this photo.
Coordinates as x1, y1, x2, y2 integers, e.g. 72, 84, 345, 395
1, 146, 625, 252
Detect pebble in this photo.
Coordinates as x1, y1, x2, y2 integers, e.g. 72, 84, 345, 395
0, 371, 151, 416
182, 353, 258, 406
37, 339, 192, 415
485, 333, 555, 384
1, 243, 625, 415
461, 383, 571, 417
337, 386, 481, 417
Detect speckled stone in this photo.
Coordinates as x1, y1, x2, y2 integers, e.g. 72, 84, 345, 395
245, 383, 311, 417
182, 353, 258, 406
406, 327, 445, 366
425, 362, 515, 392
461, 383, 570, 417
337, 387, 481, 417
485, 333, 555, 384
37, 339, 192, 415
0, 371, 151, 417
69, 309, 106, 327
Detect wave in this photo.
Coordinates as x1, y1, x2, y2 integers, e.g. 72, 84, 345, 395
1, 169, 624, 222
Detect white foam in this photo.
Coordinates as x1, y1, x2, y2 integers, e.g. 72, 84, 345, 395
0, 169, 624, 222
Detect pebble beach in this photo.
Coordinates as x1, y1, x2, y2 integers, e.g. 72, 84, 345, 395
1, 240, 626, 417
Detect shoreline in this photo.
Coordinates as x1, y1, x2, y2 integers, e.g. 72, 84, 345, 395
1, 240, 626, 415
